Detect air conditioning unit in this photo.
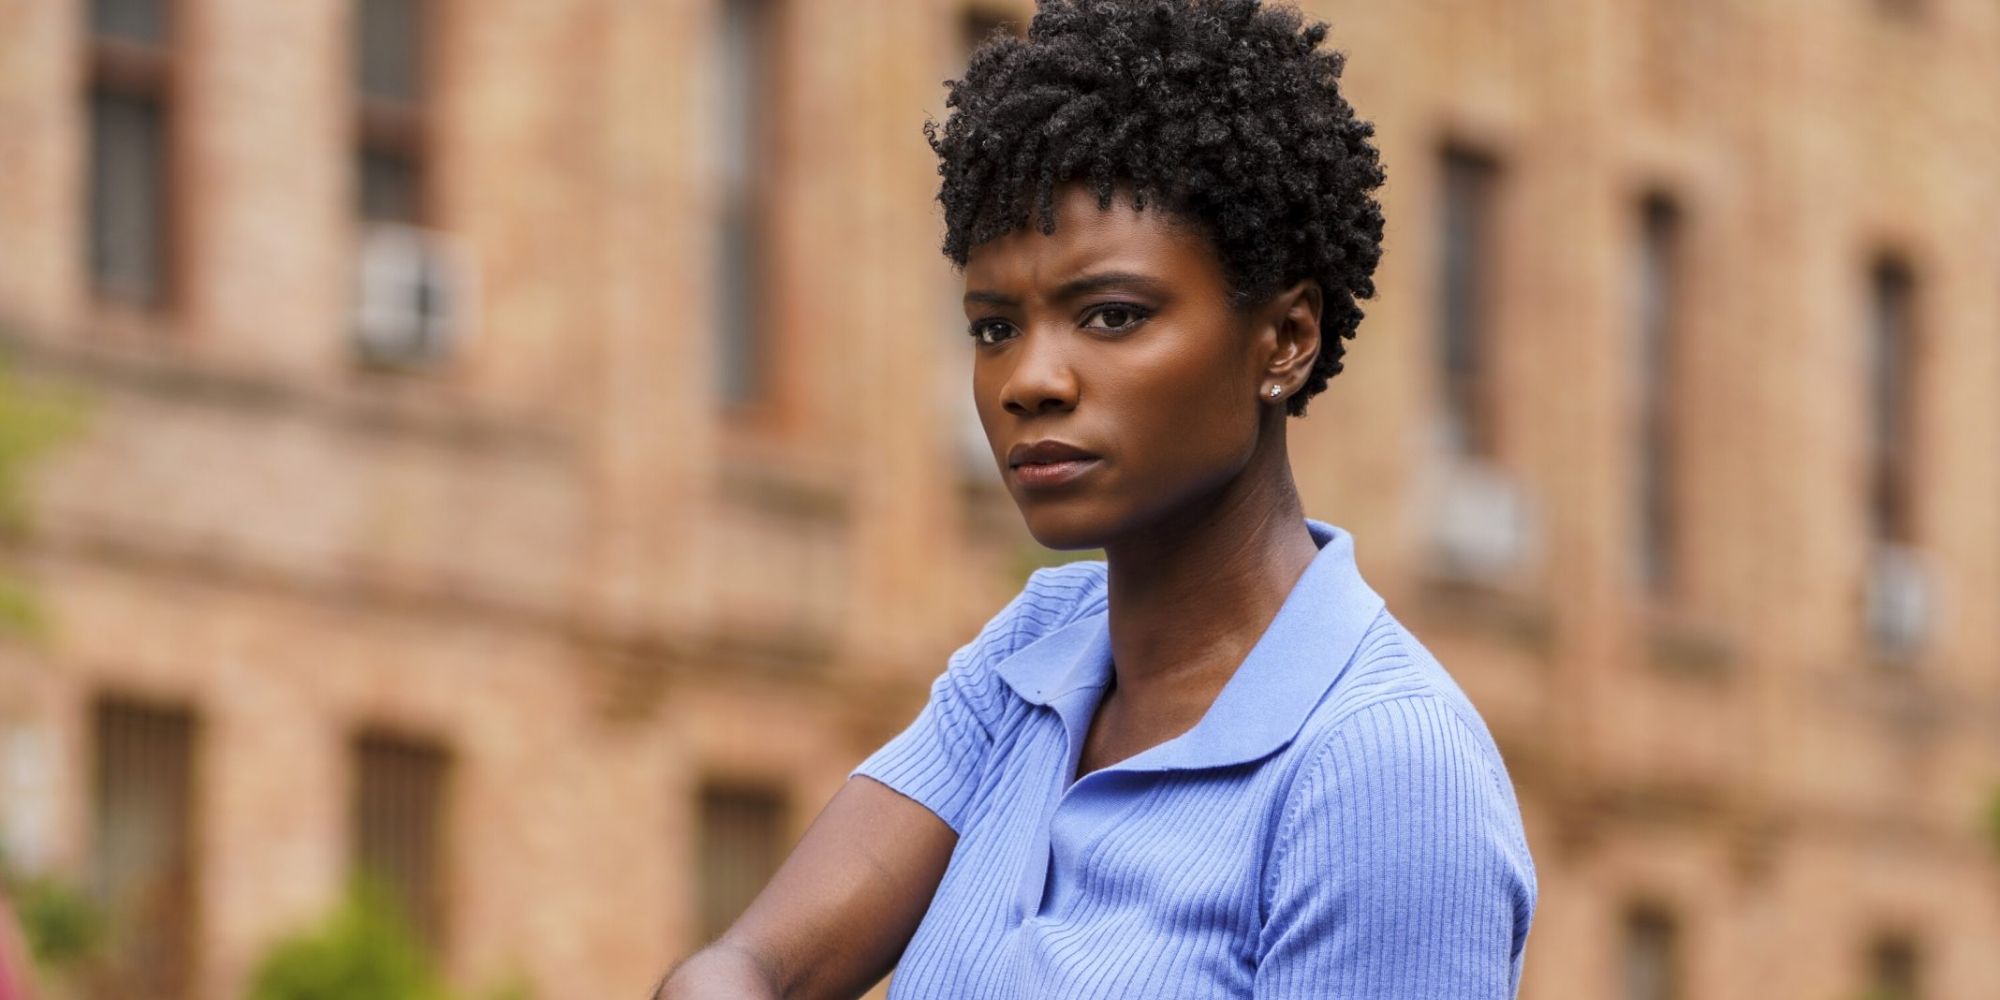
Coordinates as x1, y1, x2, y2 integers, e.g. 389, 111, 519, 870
1425, 453, 1535, 584
1865, 542, 1932, 658
0, 721, 55, 875
353, 222, 476, 367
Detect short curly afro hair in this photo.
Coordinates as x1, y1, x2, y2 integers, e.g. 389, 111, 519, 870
929, 0, 1386, 416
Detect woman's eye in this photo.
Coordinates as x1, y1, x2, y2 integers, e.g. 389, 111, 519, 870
1083, 305, 1149, 332
968, 320, 1016, 346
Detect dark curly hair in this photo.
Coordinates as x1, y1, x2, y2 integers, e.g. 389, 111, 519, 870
929, 0, 1386, 416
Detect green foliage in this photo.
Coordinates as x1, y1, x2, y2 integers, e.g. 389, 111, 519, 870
246, 882, 538, 1000
245, 882, 449, 1000
9, 874, 102, 970
0, 357, 89, 642
1984, 785, 2000, 858
0, 574, 48, 640
0, 361, 87, 540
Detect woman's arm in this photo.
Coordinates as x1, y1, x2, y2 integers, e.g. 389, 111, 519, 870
660, 564, 1099, 997
654, 775, 957, 1000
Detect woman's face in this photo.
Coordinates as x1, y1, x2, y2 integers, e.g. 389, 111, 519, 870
962, 183, 1300, 551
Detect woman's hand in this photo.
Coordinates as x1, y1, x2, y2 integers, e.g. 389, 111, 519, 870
652, 775, 958, 1000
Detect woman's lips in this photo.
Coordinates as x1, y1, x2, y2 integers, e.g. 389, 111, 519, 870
1013, 457, 1100, 489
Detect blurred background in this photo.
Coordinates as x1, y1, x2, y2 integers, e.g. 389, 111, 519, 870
0, 0, 1996, 997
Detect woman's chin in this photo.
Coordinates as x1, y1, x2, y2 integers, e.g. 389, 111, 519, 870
1015, 505, 1115, 553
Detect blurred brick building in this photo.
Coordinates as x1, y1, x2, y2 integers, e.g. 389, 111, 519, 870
0, 0, 1996, 998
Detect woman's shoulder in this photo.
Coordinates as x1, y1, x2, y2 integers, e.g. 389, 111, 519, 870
1259, 618, 1538, 985
954, 559, 1110, 674
1289, 610, 1516, 800
1272, 612, 1534, 884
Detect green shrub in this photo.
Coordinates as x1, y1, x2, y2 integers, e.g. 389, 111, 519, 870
245, 883, 448, 1000
0, 360, 87, 540
10, 874, 101, 969
1984, 786, 2000, 857
0, 356, 89, 642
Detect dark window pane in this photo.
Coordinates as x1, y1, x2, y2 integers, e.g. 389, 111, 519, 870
961, 6, 1019, 57
354, 732, 450, 952
1437, 147, 1500, 458
717, 202, 764, 404
717, 0, 775, 408
717, 0, 770, 185
1621, 906, 1679, 1000
1869, 936, 1921, 1000
91, 697, 197, 1000
697, 784, 787, 943
357, 0, 425, 102
1868, 258, 1917, 544
88, 89, 169, 305
1635, 195, 1681, 593
359, 147, 422, 223
91, 0, 167, 44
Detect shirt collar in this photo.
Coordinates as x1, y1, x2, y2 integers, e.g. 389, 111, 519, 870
991, 517, 1387, 772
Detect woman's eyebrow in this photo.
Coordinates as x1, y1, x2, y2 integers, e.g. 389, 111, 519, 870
963, 270, 1169, 309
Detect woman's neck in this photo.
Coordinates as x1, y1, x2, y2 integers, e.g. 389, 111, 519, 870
1099, 457, 1320, 701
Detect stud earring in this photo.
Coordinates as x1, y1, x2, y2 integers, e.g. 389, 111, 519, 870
1267, 385, 1282, 398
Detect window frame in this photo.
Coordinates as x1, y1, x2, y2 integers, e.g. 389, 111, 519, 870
83, 0, 182, 312
1865, 932, 1922, 1000
353, 0, 438, 225
1619, 902, 1682, 1000
89, 694, 201, 1000
1633, 192, 1686, 599
715, 0, 788, 422
351, 728, 454, 954
1865, 253, 1922, 549
1435, 144, 1505, 462
694, 780, 791, 945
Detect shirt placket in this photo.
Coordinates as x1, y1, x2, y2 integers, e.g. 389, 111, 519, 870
1015, 682, 1106, 921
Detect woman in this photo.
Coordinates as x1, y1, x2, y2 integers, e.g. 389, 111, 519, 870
659, 1, 1535, 996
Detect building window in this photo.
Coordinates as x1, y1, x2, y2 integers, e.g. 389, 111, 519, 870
1859, 256, 1935, 659
85, 0, 175, 307
961, 5, 1021, 54
1867, 935, 1921, 1000
717, 0, 779, 410
1867, 256, 1918, 547
1436, 147, 1502, 460
1620, 905, 1681, 1000
90, 696, 198, 1000
353, 731, 451, 951
351, 0, 470, 371
355, 0, 431, 223
696, 783, 788, 943
1634, 195, 1682, 596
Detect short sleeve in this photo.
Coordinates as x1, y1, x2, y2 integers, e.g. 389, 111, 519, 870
1255, 696, 1537, 999
852, 563, 1105, 834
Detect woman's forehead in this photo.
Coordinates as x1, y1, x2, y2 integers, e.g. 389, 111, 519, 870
962, 185, 1223, 293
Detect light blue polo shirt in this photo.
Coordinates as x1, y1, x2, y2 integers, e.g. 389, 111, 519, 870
854, 517, 1536, 998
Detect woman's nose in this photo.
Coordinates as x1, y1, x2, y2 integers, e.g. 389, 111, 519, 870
999, 328, 1079, 417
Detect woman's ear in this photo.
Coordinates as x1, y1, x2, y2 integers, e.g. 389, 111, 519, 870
1259, 279, 1324, 387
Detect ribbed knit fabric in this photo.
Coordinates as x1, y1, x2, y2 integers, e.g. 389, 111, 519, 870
853, 518, 1536, 998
